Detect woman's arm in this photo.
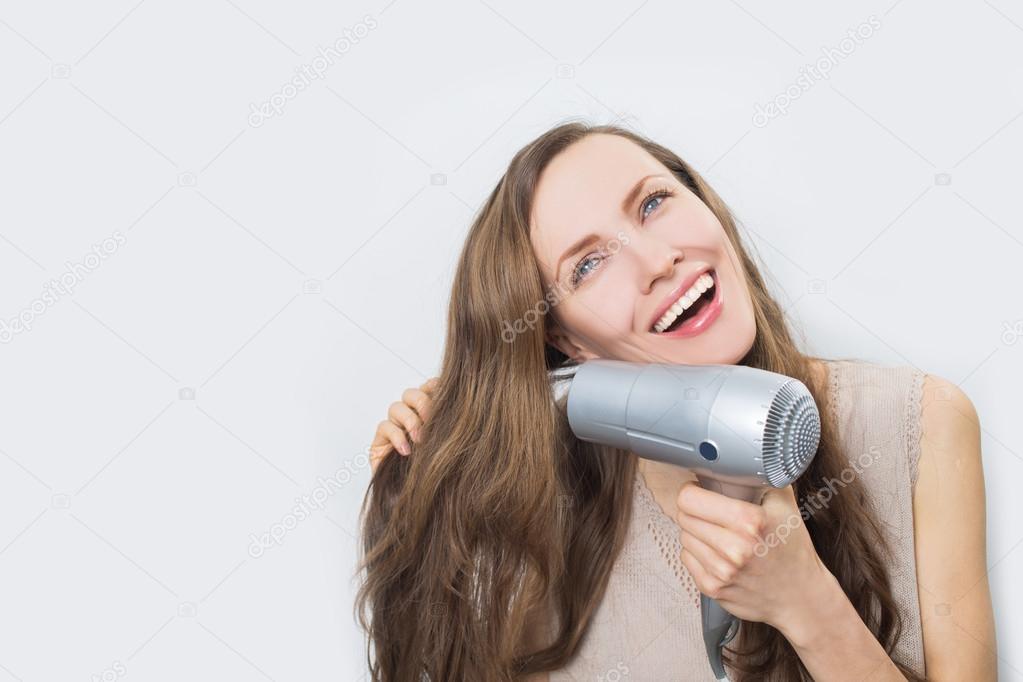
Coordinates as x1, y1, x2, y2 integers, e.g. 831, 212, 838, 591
776, 374, 997, 681
674, 371, 997, 680
912, 374, 997, 679
776, 572, 912, 680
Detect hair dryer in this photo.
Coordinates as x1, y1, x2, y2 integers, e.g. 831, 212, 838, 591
565, 359, 821, 680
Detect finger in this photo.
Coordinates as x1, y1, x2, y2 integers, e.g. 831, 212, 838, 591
401, 387, 433, 426
678, 526, 738, 583
370, 420, 392, 456
369, 449, 389, 475
420, 377, 440, 394
677, 481, 766, 536
374, 419, 411, 458
680, 546, 724, 599
369, 423, 402, 474
676, 509, 754, 566
382, 419, 413, 455
388, 401, 424, 441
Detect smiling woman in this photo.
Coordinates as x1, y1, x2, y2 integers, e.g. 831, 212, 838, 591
358, 122, 995, 681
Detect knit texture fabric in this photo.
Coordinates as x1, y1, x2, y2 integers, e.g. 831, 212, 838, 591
549, 359, 927, 681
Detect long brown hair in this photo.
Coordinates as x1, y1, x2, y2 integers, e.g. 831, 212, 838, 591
355, 121, 926, 681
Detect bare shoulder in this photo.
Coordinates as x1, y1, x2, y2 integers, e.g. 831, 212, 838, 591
914, 372, 982, 528
912, 373, 996, 679
919, 373, 980, 447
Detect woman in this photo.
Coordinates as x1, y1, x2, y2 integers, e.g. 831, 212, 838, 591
357, 122, 995, 680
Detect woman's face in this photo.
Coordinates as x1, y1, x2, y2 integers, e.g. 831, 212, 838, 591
530, 133, 757, 365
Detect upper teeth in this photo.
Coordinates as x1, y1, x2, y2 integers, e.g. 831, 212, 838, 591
653, 273, 714, 332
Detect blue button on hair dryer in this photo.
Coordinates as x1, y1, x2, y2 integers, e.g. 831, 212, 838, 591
565, 360, 821, 680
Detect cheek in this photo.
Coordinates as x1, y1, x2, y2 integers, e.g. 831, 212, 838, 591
688, 221, 726, 251
561, 285, 635, 337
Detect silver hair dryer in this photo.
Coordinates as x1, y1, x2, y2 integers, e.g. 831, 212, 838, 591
565, 360, 821, 680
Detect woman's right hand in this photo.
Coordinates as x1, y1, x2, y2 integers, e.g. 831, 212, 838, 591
369, 377, 438, 474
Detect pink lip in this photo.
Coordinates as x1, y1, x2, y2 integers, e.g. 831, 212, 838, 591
655, 271, 723, 338
648, 266, 714, 332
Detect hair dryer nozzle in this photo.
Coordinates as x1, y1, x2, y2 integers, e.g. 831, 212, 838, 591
762, 379, 821, 487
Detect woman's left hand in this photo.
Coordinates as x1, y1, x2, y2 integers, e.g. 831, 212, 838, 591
675, 481, 839, 630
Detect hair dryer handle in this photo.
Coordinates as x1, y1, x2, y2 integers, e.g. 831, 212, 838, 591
694, 474, 765, 679
701, 593, 738, 680
695, 475, 767, 505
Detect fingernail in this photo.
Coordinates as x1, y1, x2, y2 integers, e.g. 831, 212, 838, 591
398, 443, 410, 455
411, 427, 420, 441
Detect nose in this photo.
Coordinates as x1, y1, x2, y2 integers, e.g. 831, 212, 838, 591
632, 232, 684, 294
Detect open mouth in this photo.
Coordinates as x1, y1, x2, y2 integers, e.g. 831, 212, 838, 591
652, 270, 718, 334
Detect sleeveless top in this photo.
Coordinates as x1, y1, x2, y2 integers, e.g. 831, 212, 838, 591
549, 359, 928, 681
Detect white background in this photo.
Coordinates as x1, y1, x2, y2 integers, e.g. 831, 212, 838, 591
1, 0, 1021, 680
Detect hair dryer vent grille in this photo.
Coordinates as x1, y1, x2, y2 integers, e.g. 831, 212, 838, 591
762, 381, 820, 487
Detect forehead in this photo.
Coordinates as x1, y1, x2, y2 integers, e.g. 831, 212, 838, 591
530, 133, 666, 275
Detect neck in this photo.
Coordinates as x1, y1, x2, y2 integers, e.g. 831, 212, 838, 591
635, 456, 699, 483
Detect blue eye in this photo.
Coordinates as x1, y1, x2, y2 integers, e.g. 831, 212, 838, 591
641, 189, 672, 220
570, 252, 605, 287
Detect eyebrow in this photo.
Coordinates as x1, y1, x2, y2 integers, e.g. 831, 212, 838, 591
553, 173, 665, 282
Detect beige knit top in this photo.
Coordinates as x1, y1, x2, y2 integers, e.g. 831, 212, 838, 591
549, 359, 927, 681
